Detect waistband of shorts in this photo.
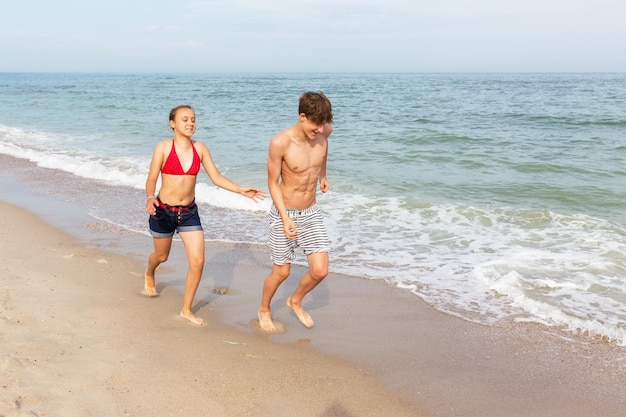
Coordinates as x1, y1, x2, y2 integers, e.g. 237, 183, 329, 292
157, 197, 196, 213
282, 204, 319, 217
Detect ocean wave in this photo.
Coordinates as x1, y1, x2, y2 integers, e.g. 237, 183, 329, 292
323, 194, 626, 345
0, 124, 269, 213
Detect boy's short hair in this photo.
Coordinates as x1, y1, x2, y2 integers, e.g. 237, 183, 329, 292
299, 91, 333, 125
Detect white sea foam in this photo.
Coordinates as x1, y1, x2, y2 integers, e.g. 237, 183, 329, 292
324, 193, 626, 345
194, 182, 270, 212
0, 124, 270, 212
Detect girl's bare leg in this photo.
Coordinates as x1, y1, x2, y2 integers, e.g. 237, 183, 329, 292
144, 236, 173, 297
178, 230, 205, 325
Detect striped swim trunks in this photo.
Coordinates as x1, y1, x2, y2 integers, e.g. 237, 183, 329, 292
268, 204, 330, 265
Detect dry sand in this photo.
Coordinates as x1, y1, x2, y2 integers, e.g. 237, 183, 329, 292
1, 200, 625, 417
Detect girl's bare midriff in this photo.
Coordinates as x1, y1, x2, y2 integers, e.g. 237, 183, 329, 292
158, 174, 198, 206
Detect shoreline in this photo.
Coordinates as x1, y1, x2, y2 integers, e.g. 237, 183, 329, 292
0, 201, 420, 417
1, 167, 626, 416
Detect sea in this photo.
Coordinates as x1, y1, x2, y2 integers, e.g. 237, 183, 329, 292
1, 72, 625, 345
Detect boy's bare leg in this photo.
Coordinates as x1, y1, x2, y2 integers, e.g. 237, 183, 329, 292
258, 264, 290, 332
286, 252, 328, 328
257, 310, 276, 332
286, 296, 314, 328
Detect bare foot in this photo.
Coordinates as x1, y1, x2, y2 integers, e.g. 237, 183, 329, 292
143, 270, 159, 297
180, 310, 204, 326
258, 309, 278, 332
286, 297, 314, 328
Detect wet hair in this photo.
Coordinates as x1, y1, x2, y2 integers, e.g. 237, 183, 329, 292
298, 91, 333, 125
169, 104, 194, 130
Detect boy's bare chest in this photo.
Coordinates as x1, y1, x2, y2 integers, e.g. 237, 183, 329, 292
284, 144, 325, 174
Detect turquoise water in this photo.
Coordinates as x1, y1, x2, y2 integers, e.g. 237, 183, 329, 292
1, 72, 625, 344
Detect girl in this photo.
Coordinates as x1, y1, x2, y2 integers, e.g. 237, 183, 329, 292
145, 104, 264, 325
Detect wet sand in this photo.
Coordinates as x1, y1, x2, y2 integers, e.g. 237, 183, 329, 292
1, 195, 625, 416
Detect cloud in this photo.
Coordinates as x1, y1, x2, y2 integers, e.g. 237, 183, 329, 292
165, 39, 205, 49
0, 29, 45, 38
142, 25, 182, 33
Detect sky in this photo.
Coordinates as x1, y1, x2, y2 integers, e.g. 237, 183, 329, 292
1, 0, 625, 73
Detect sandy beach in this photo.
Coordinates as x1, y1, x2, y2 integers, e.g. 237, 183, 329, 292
1, 190, 625, 416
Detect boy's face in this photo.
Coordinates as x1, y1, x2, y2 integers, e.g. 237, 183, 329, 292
300, 114, 326, 140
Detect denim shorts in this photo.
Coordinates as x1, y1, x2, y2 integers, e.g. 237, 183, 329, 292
149, 203, 203, 238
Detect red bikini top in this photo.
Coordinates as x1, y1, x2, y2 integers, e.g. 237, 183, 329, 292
161, 140, 201, 176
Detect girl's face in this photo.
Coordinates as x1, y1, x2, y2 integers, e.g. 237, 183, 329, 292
170, 108, 196, 138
